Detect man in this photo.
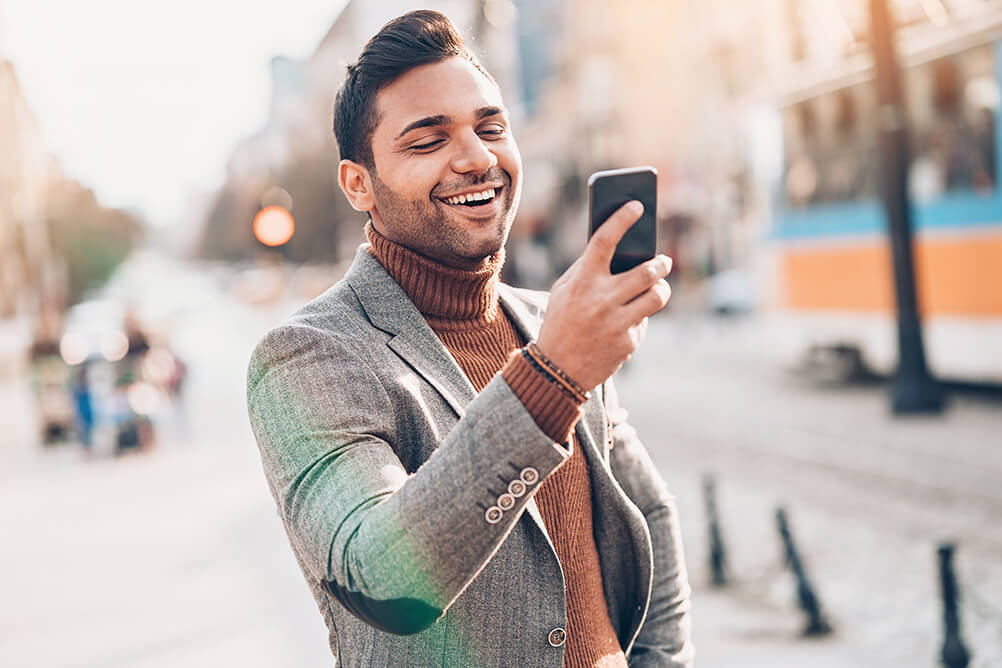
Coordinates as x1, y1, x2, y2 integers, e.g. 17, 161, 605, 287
247, 10, 693, 667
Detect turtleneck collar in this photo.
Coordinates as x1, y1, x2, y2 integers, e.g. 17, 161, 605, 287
364, 221, 505, 329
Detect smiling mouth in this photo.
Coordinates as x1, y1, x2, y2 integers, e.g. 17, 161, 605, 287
438, 186, 500, 207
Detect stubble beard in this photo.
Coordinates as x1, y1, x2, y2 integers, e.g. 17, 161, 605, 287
370, 168, 517, 268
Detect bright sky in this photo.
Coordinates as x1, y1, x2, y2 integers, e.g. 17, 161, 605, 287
1, 0, 348, 227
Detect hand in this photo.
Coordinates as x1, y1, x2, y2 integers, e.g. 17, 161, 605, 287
535, 201, 672, 391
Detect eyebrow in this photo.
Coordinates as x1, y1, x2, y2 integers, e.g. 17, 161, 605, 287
395, 114, 451, 140
476, 106, 504, 120
395, 106, 506, 140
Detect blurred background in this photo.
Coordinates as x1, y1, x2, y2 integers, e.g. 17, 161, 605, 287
1, 0, 1001, 666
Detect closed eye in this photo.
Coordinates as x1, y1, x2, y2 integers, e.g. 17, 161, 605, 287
408, 139, 445, 152
478, 125, 506, 139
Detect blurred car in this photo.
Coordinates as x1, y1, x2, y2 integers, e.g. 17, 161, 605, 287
708, 268, 756, 316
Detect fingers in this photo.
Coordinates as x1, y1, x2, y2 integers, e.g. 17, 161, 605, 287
584, 201, 644, 271
615, 255, 673, 302
622, 279, 672, 324
551, 257, 582, 291
629, 317, 649, 347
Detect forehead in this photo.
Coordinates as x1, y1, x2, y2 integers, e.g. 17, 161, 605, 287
373, 57, 504, 138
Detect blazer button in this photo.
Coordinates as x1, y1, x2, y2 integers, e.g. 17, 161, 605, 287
520, 467, 539, 485
547, 627, 566, 647
497, 493, 516, 511
485, 506, 503, 524
507, 479, 526, 497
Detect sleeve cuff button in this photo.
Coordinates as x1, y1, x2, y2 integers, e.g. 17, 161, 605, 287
519, 467, 539, 485
497, 493, 516, 510
508, 480, 526, 497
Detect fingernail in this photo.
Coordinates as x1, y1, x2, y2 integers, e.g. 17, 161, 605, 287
628, 200, 644, 215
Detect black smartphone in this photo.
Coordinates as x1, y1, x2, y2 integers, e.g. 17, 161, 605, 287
588, 166, 657, 274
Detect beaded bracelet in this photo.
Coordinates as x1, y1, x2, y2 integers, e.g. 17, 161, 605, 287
525, 342, 590, 403
520, 348, 584, 403
519, 348, 578, 402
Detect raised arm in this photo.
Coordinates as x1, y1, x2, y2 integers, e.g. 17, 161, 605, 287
247, 326, 570, 635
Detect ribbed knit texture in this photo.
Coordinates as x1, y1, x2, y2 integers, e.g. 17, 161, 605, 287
365, 223, 627, 667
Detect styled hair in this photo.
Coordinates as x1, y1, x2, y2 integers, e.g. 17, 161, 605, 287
332, 10, 495, 169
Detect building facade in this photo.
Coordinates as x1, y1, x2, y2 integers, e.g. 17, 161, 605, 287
0, 60, 64, 371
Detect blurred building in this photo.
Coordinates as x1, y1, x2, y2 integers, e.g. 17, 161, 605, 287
0, 60, 65, 372
508, 0, 779, 288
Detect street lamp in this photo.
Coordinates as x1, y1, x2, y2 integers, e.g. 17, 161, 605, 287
253, 205, 295, 248
868, 0, 945, 414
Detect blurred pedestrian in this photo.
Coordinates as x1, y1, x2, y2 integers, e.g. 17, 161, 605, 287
247, 10, 692, 668
71, 363, 95, 450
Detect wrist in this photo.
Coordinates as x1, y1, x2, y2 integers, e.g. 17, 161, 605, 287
524, 342, 590, 403
531, 339, 593, 393
501, 351, 584, 444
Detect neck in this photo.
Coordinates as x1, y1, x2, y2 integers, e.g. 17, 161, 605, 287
364, 222, 505, 326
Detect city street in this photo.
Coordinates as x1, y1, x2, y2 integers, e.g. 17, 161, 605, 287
1, 254, 1000, 667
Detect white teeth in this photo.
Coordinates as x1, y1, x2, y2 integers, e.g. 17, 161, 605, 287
444, 188, 496, 205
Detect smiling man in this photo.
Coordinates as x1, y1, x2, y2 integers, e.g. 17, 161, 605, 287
247, 10, 693, 668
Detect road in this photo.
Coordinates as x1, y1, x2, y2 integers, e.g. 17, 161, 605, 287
1, 253, 999, 667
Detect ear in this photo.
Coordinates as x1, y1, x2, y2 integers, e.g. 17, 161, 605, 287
338, 159, 375, 213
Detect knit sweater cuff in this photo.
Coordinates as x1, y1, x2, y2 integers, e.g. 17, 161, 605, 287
501, 350, 584, 445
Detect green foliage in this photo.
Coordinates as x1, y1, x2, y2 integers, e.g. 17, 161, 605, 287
47, 184, 143, 305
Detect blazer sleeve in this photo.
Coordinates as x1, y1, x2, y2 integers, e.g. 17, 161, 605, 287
246, 324, 570, 635
604, 379, 695, 668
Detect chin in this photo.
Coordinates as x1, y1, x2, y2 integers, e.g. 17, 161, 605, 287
474, 222, 510, 256
456, 240, 502, 264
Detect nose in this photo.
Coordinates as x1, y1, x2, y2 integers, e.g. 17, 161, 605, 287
450, 130, 498, 174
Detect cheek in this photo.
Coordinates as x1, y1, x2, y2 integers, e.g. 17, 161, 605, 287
499, 142, 522, 181
399, 163, 449, 201
378, 171, 433, 205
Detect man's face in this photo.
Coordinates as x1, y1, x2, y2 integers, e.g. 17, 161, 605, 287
364, 57, 522, 268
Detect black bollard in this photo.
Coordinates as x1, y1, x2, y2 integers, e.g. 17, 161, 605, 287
776, 508, 833, 636
938, 543, 971, 668
703, 474, 728, 587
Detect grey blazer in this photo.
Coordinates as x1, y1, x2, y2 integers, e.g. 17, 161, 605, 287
246, 247, 694, 667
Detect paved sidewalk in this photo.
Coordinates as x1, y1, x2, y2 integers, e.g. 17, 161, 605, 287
616, 314, 1002, 667
0, 371, 41, 475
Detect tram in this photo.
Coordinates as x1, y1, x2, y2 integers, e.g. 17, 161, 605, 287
768, 11, 1002, 384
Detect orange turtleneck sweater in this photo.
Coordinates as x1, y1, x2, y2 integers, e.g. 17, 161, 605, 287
365, 223, 628, 668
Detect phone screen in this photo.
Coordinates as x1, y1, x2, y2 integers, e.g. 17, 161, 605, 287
588, 167, 657, 274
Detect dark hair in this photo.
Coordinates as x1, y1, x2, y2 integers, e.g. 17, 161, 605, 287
332, 10, 494, 169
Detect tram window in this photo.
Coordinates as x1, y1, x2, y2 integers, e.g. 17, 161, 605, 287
784, 44, 999, 209
836, 91, 856, 136
908, 45, 998, 200
783, 84, 878, 207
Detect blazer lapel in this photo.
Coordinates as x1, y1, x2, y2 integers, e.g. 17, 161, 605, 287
345, 248, 476, 417
497, 284, 542, 342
